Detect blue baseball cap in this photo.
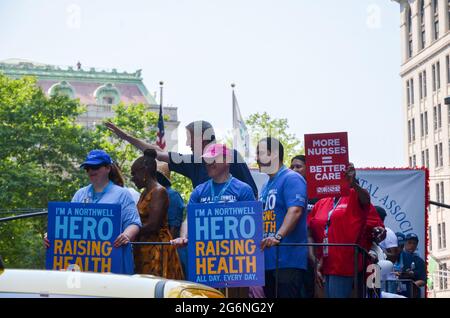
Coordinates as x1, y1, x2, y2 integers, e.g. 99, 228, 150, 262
80, 150, 113, 168
405, 233, 419, 242
396, 232, 406, 246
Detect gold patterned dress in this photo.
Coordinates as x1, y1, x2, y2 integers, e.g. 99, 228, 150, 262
133, 187, 184, 280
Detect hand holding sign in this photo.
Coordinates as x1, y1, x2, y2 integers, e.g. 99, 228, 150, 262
260, 236, 280, 251
344, 163, 356, 187
170, 237, 188, 248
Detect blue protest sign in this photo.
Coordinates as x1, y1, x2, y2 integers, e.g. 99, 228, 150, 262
187, 201, 265, 288
45, 202, 123, 273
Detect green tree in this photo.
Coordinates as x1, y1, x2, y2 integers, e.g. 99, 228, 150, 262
0, 74, 98, 268
246, 112, 303, 166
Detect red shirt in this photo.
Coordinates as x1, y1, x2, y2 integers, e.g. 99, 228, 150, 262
307, 189, 370, 276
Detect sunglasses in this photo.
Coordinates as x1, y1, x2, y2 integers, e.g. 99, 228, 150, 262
84, 164, 106, 171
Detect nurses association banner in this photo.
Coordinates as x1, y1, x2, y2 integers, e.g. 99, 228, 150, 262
188, 201, 265, 288
46, 202, 123, 273
356, 169, 428, 259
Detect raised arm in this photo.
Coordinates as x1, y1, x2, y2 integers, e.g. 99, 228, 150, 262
105, 121, 170, 162
345, 163, 370, 207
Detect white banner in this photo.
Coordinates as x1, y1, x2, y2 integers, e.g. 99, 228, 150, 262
249, 168, 428, 259
357, 169, 427, 259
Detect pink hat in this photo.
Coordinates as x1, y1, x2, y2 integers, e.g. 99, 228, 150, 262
202, 143, 231, 160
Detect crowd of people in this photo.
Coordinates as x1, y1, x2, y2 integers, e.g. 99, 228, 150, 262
43, 120, 426, 298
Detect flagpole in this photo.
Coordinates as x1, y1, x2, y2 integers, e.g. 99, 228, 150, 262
231, 83, 236, 150
159, 81, 164, 108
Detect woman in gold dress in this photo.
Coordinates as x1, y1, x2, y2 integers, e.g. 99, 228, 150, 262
131, 149, 184, 280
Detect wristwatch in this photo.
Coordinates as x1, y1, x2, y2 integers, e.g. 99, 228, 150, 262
274, 233, 283, 241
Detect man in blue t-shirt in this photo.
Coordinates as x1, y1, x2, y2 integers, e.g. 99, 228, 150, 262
257, 137, 308, 298
170, 143, 255, 247
170, 144, 255, 298
105, 120, 258, 196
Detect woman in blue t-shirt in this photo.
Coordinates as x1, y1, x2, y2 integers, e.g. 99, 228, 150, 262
44, 149, 142, 274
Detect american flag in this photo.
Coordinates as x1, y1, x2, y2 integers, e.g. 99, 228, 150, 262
156, 103, 166, 150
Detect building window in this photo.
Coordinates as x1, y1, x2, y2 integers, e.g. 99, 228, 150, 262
434, 142, 444, 167
437, 183, 441, 203
433, 0, 440, 40
435, 144, 439, 167
448, 0, 450, 30
438, 104, 442, 128
419, 71, 427, 99
429, 226, 433, 252
412, 118, 416, 141
433, 64, 437, 91
440, 181, 445, 204
408, 120, 412, 143
94, 83, 120, 106
423, 71, 427, 97
438, 222, 446, 250
420, 113, 424, 136
420, 0, 426, 49
48, 81, 76, 99
443, 223, 447, 249
426, 148, 430, 168
407, 5, 413, 57
441, 264, 447, 290
439, 263, 448, 290
419, 73, 423, 99
447, 55, 450, 84
103, 96, 114, 105
421, 150, 425, 166
433, 105, 442, 131
434, 105, 438, 130
406, 78, 414, 106
425, 111, 429, 135
437, 61, 441, 90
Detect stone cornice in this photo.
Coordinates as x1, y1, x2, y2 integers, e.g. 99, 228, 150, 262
0, 61, 143, 82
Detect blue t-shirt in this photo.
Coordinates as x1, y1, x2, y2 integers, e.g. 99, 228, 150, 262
169, 149, 258, 197
260, 166, 308, 271
189, 176, 256, 204
167, 187, 185, 228
72, 183, 142, 275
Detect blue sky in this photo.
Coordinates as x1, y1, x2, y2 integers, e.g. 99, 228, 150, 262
0, 0, 403, 167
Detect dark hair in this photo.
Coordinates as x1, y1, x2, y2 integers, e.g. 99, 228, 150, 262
375, 206, 387, 222
109, 162, 125, 187
185, 120, 216, 143
291, 155, 305, 164
258, 137, 284, 162
143, 148, 157, 176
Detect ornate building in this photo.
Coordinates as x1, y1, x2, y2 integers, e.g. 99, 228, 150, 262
0, 58, 179, 151
393, 0, 450, 297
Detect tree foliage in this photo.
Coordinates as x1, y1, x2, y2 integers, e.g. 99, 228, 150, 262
0, 74, 98, 268
245, 112, 303, 166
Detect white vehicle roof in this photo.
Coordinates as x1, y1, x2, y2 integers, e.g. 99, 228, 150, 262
0, 269, 224, 298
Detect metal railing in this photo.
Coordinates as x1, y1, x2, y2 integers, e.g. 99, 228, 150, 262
0, 211, 425, 298
274, 242, 370, 298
